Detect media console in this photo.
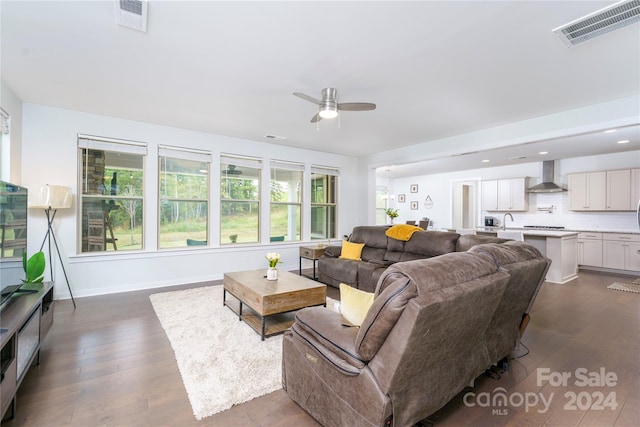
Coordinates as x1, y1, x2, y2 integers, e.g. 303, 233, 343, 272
1, 281, 54, 420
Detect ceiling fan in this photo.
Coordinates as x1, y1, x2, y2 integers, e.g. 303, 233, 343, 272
293, 88, 376, 123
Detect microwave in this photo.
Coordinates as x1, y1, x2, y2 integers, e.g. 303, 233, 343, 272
484, 216, 498, 227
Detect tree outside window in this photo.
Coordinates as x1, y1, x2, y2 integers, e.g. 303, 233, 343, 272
221, 157, 261, 244
270, 163, 302, 242
159, 154, 209, 249
79, 140, 145, 253
310, 169, 338, 240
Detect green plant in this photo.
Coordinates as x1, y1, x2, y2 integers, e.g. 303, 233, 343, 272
385, 208, 399, 219
22, 251, 45, 284
229, 234, 238, 243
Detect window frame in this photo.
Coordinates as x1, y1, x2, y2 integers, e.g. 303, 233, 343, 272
220, 154, 262, 245
269, 160, 304, 243
77, 134, 147, 254
158, 145, 211, 249
310, 166, 339, 240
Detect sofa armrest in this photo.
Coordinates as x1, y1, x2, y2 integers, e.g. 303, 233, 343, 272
293, 307, 365, 370
322, 245, 342, 258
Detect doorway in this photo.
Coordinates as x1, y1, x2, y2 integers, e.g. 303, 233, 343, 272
451, 180, 479, 230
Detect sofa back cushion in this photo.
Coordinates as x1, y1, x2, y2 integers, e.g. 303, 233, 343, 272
355, 250, 501, 361
456, 234, 509, 252
469, 241, 550, 362
355, 277, 417, 360
350, 226, 389, 262
401, 231, 460, 260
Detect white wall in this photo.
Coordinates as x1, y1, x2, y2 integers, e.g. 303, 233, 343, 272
386, 152, 640, 231
0, 81, 23, 183
21, 103, 360, 299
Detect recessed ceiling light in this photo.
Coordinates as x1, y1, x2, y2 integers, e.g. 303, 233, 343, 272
603, 129, 617, 133
482, 159, 490, 163
539, 151, 548, 155
617, 140, 630, 144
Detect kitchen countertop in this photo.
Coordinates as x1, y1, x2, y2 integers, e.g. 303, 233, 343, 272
476, 227, 640, 235
475, 228, 578, 238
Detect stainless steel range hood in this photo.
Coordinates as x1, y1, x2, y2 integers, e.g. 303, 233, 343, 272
527, 160, 567, 193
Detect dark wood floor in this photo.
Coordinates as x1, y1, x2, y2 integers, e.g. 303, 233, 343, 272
2, 270, 638, 426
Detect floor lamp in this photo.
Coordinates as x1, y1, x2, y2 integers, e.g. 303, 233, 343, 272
29, 184, 76, 308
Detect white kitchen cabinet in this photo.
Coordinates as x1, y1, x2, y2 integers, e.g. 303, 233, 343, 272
606, 169, 631, 210
631, 168, 640, 210
568, 172, 606, 211
482, 178, 527, 211
602, 233, 640, 271
481, 180, 498, 211
498, 178, 528, 211
577, 232, 603, 267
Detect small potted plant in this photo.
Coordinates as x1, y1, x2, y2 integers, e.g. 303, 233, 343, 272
229, 234, 238, 243
265, 252, 281, 280
385, 208, 399, 224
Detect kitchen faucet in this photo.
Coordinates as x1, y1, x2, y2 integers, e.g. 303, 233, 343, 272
502, 213, 514, 230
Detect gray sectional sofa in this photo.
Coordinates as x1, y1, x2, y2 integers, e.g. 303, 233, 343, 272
283, 240, 551, 427
318, 225, 509, 292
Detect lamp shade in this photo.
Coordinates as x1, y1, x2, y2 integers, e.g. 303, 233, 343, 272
28, 185, 73, 209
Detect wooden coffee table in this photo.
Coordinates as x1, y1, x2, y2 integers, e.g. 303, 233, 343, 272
223, 269, 327, 340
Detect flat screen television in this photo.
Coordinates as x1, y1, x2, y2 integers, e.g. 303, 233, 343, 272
0, 181, 28, 306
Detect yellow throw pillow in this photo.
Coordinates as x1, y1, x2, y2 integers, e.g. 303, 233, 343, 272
339, 240, 365, 261
339, 283, 375, 327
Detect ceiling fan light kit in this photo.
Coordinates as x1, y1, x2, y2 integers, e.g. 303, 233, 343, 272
294, 87, 376, 123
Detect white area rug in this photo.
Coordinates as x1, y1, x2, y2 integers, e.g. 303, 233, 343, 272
149, 285, 284, 420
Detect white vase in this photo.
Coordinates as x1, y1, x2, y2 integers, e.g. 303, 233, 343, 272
266, 267, 278, 281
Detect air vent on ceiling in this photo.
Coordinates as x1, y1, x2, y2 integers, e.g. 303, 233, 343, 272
552, 0, 640, 47
116, 0, 148, 32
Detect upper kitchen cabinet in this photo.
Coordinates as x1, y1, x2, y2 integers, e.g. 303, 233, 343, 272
568, 172, 606, 211
481, 180, 498, 211
569, 169, 637, 211
482, 178, 528, 211
631, 169, 640, 209
607, 169, 631, 210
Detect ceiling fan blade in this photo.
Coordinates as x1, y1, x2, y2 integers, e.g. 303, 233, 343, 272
310, 113, 322, 123
294, 92, 322, 105
338, 102, 376, 111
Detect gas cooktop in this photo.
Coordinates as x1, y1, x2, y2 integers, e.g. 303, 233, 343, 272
523, 225, 566, 230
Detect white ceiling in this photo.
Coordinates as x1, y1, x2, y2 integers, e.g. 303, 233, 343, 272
2, 1, 639, 162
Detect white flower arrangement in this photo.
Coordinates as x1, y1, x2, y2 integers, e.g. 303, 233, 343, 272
265, 252, 281, 268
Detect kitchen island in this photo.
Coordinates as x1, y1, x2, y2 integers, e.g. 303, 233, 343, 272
477, 228, 578, 284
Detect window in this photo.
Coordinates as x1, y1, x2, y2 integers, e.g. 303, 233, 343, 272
310, 166, 338, 240
375, 185, 389, 225
79, 135, 146, 253
220, 155, 261, 244
159, 146, 210, 249
270, 161, 303, 242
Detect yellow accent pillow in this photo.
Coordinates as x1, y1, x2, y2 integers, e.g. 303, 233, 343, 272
340, 283, 375, 327
385, 224, 424, 241
339, 240, 365, 261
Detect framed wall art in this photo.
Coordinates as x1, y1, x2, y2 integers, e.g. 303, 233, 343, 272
397, 194, 406, 203
410, 184, 418, 193
410, 201, 418, 210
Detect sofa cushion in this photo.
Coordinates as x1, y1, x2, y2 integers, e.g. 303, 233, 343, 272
355, 278, 418, 361
340, 240, 365, 260
399, 230, 459, 261
456, 234, 509, 252
318, 257, 359, 287
340, 283, 375, 327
